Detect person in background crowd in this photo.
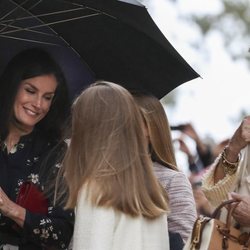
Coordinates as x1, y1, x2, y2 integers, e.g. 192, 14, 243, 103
174, 137, 201, 174
63, 81, 170, 250
133, 92, 197, 244
188, 172, 213, 217
0, 48, 74, 249
181, 123, 214, 167
174, 126, 228, 217
172, 123, 214, 173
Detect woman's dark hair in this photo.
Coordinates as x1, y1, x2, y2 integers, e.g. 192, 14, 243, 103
0, 48, 70, 141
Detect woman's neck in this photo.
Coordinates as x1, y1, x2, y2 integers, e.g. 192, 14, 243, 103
5, 124, 33, 153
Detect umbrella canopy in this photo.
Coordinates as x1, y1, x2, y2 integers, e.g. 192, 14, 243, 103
0, 0, 199, 99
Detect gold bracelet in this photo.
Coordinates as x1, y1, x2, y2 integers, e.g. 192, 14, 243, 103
220, 147, 241, 175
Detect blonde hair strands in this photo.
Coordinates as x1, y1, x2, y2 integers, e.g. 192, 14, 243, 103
64, 81, 168, 219
133, 93, 178, 171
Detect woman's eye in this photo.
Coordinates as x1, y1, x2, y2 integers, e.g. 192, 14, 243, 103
25, 88, 35, 94
44, 95, 54, 101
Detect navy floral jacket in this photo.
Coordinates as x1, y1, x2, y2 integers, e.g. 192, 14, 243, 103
0, 129, 74, 250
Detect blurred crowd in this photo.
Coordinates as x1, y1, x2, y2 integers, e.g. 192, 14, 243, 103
170, 123, 230, 217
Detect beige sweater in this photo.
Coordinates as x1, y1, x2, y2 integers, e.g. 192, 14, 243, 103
202, 145, 250, 207
202, 145, 250, 232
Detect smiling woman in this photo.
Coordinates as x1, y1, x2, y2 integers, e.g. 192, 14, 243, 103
12, 75, 57, 140
0, 48, 74, 250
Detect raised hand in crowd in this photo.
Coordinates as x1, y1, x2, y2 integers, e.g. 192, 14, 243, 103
213, 116, 250, 183
181, 123, 214, 168
202, 115, 250, 232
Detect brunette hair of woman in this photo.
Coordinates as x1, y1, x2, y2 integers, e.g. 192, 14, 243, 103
133, 92, 178, 171
63, 81, 169, 219
0, 47, 70, 141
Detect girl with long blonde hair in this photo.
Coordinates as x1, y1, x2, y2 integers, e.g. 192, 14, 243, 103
64, 81, 170, 250
133, 93, 197, 243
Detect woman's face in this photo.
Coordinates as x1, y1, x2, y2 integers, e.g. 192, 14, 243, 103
13, 74, 57, 132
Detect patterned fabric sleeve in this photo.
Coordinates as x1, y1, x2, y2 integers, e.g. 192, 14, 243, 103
153, 162, 197, 242
23, 206, 74, 249
20, 140, 74, 249
166, 171, 197, 242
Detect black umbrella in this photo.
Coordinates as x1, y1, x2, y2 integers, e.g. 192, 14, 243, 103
0, 0, 199, 99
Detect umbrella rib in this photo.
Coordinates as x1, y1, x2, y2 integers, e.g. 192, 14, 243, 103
1, 0, 116, 53
60, 0, 117, 19
1, 13, 102, 35
0, 0, 30, 22
0, 34, 60, 46
0, 7, 86, 23
0, 0, 43, 33
0, 23, 57, 37
0, 0, 30, 33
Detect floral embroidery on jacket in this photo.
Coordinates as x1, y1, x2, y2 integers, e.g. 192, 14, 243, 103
29, 173, 40, 184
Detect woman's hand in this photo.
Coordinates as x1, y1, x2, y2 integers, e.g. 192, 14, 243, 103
226, 116, 250, 161
214, 116, 250, 183
0, 187, 26, 227
230, 192, 250, 227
